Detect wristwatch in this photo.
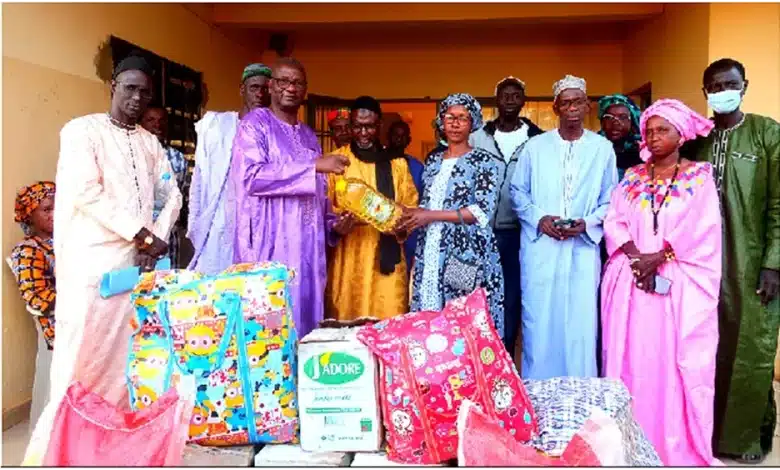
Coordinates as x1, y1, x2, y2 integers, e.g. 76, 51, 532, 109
141, 235, 154, 249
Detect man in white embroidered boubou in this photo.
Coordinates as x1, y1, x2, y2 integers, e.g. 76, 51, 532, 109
509, 74, 617, 380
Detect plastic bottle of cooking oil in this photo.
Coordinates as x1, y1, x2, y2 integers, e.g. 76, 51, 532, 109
333, 177, 404, 234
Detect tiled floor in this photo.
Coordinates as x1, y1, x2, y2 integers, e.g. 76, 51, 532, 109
2, 420, 30, 466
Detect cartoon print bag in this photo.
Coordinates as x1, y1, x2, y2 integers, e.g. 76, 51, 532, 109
126, 262, 299, 446
357, 289, 537, 464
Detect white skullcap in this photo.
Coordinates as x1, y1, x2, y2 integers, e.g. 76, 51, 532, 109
553, 75, 587, 101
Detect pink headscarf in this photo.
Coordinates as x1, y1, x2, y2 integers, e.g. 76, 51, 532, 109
638, 98, 714, 162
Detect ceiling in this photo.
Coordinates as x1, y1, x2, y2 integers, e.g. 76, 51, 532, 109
186, 3, 664, 53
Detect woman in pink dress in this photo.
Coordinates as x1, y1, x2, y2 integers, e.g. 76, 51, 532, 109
601, 99, 721, 466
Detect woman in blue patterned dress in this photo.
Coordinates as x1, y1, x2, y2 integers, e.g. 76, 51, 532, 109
396, 93, 505, 336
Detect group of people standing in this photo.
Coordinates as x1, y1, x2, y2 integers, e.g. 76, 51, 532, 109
10, 52, 778, 468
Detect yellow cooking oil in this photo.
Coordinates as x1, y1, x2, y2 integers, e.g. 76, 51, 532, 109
333, 177, 403, 234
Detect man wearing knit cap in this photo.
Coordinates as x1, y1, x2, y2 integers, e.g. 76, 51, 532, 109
470, 75, 544, 359
510, 74, 617, 379
324, 96, 418, 322
23, 53, 182, 463
187, 63, 271, 274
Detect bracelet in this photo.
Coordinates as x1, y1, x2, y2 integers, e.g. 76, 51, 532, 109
663, 242, 676, 262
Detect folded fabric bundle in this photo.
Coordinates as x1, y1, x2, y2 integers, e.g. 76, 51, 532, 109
523, 377, 662, 466
457, 398, 623, 466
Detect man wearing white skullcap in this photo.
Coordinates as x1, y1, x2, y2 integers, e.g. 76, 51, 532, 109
553, 74, 587, 101
509, 74, 618, 379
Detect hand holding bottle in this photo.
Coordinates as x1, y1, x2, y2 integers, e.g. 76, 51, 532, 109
333, 177, 403, 233
315, 153, 350, 175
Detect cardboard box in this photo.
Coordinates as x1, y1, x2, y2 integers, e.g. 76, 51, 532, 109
298, 327, 383, 452
254, 444, 354, 467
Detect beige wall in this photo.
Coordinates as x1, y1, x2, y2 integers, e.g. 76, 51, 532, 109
708, 3, 780, 120
2, 2, 256, 416
624, 3, 780, 120
623, 3, 711, 114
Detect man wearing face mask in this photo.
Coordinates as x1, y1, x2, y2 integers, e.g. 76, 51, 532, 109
690, 58, 780, 465
325, 96, 418, 321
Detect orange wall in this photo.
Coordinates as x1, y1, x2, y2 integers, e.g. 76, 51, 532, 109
381, 102, 438, 161
708, 3, 780, 120
2, 2, 256, 417
267, 26, 626, 100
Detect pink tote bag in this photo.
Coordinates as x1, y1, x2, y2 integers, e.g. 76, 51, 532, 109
42, 382, 192, 466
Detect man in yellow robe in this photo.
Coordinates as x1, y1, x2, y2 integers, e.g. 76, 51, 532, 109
326, 96, 418, 320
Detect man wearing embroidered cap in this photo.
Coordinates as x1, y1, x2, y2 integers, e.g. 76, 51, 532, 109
187, 63, 271, 274
23, 54, 182, 464
510, 74, 617, 379
470, 75, 544, 358
327, 107, 352, 149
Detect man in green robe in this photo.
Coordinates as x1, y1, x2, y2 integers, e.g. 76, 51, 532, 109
690, 58, 780, 464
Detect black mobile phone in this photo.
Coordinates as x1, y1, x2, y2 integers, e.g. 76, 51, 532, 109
553, 218, 575, 229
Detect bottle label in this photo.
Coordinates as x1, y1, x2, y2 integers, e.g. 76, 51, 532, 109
360, 191, 394, 224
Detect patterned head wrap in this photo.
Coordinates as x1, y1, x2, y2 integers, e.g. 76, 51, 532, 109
327, 108, 350, 123
242, 63, 272, 83
553, 74, 587, 101
15, 181, 55, 235
598, 94, 642, 151
495, 76, 526, 95
436, 93, 483, 135
639, 99, 714, 162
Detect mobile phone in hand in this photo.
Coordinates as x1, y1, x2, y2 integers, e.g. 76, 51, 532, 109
654, 275, 672, 295
553, 218, 575, 230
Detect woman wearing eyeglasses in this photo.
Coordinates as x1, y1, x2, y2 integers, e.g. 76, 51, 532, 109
396, 93, 505, 337
598, 94, 643, 181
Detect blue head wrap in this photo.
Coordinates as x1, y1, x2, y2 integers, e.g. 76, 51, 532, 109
436, 93, 483, 135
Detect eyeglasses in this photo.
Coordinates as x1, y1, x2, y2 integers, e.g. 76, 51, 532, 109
443, 114, 471, 125
602, 113, 631, 124
556, 98, 588, 110
352, 124, 378, 133
272, 77, 307, 90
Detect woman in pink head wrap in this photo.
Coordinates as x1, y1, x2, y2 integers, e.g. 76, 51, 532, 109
601, 98, 722, 465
